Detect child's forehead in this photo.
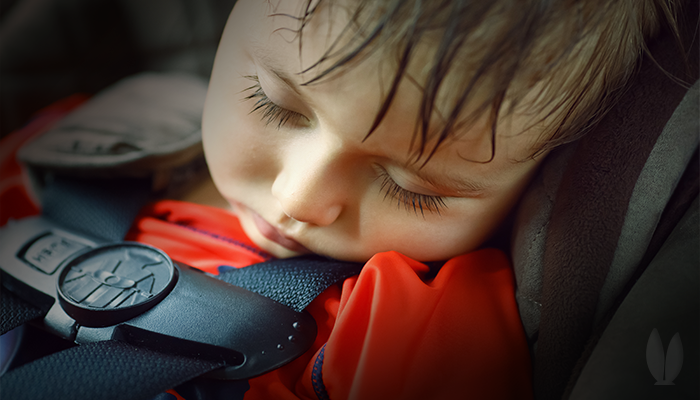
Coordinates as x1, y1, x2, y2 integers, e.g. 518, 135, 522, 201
233, 0, 549, 160
251, 5, 504, 105
257, 1, 554, 118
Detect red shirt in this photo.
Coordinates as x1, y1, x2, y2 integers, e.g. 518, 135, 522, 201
1, 99, 533, 400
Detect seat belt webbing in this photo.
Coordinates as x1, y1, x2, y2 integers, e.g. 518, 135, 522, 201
218, 256, 363, 312
42, 175, 152, 242
2, 341, 224, 400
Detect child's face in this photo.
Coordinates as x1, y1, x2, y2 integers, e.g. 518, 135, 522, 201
203, 0, 547, 262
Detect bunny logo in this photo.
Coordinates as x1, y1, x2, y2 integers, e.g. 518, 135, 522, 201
646, 328, 683, 385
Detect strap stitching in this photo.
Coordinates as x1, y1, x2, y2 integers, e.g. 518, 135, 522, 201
173, 223, 273, 260
311, 343, 330, 400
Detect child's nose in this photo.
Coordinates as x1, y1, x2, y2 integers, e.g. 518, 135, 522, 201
271, 144, 346, 226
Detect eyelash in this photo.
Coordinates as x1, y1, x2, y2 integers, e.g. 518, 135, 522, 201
243, 75, 446, 217
376, 167, 448, 217
243, 75, 306, 128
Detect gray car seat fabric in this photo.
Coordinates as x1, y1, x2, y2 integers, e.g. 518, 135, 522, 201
509, 1, 699, 397
569, 197, 699, 399
512, 142, 576, 341
512, 82, 699, 343
594, 82, 699, 324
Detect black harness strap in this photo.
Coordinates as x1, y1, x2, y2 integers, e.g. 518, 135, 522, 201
0, 290, 48, 336
42, 175, 153, 242
2, 176, 150, 335
0, 176, 362, 400
2, 341, 224, 400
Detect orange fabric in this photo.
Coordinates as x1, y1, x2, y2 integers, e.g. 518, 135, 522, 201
127, 200, 273, 271
324, 251, 532, 400
166, 389, 187, 400
1, 101, 533, 400
125, 201, 533, 400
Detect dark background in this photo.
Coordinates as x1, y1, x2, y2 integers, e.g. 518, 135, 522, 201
0, 0, 238, 139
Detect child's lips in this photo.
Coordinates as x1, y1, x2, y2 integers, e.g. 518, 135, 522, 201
250, 210, 310, 253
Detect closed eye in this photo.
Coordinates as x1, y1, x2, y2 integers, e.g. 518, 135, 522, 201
242, 75, 307, 128
375, 165, 448, 217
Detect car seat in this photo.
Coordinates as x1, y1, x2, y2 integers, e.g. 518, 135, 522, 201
510, 2, 699, 397
1, 0, 698, 399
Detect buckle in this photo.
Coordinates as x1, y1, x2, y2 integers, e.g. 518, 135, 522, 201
0, 217, 317, 380
56, 243, 178, 328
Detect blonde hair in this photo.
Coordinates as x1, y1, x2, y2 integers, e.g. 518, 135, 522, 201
287, 0, 682, 162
